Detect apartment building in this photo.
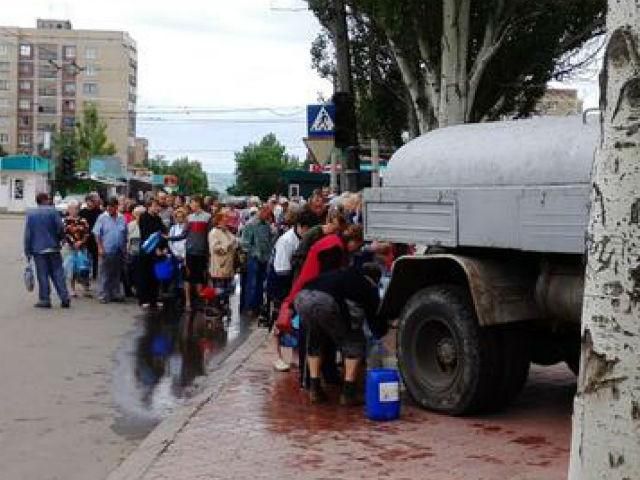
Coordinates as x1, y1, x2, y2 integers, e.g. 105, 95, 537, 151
0, 19, 137, 166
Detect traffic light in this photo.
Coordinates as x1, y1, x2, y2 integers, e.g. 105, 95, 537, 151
332, 92, 356, 149
61, 152, 74, 179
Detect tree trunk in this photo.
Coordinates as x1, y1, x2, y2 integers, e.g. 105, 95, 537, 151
438, 0, 470, 127
568, 2, 640, 478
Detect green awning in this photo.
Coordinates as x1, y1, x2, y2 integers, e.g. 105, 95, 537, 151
0, 155, 51, 173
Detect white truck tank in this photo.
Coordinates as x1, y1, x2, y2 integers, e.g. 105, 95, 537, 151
364, 116, 599, 254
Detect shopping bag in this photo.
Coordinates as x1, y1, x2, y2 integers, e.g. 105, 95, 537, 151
24, 258, 35, 292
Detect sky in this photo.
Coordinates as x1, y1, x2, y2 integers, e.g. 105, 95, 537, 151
3, 0, 332, 173
4, 1, 599, 175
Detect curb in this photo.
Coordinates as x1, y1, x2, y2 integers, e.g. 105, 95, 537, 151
106, 328, 269, 480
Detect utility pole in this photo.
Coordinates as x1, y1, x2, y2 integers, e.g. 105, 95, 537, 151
331, 0, 359, 192
371, 138, 380, 189
568, 2, 640, 478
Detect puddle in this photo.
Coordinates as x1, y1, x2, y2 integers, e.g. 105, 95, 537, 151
111, 297, 251, 438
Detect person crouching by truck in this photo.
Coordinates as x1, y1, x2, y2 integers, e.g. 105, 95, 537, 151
293, 263, 387, 405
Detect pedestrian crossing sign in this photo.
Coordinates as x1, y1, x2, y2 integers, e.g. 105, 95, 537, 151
307, 104, 336, 138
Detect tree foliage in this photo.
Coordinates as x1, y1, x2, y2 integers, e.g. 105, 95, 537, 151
308, 0, 606, 136
228, 134, 299, 199
76, 103, 117, 170
148, 155, 211, 195
52, 104, 117, 172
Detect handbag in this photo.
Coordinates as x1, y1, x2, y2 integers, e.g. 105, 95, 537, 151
275, 301, 293, 333
24, 257, 35, 292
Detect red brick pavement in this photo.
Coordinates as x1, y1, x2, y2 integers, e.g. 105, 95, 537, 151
141, 342, 576, 480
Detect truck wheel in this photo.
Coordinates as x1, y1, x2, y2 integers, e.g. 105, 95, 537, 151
494, 324, 530, 407
397, 285, 497, 415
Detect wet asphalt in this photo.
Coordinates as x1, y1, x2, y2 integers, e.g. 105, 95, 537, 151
0, 216, 253, 479
112, 295, 252, 440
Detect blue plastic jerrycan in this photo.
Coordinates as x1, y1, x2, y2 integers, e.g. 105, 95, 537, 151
365, 368, 401, 421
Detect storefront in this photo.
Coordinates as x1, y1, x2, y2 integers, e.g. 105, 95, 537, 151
0, 155, 51, 213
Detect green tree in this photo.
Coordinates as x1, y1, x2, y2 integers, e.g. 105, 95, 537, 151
308, 0, 605, 135
228, 134, 299, 199
148, 155, 210, 195
76, 103, 116, 170
148, 154, 170, 174
166, 157, 210, 195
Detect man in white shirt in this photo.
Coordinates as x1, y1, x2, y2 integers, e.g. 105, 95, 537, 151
268, 210, 316, 371
272, 210, 316, 278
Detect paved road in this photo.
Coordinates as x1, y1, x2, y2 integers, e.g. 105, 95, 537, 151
0, 216, 250, 480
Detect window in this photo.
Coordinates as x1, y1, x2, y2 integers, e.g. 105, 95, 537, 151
19, 80, 32, 92
19, 116, 31, 128
83, 82, 98, 95
63, 46, 76, 59
0, 44, 7, 56
13, 179, 24, 200
63, 82, 76, 95
0, 116, 8, 127
0, 133, 8, 144
85, 47, 97, 59
18, 62, 33, 76
62, 116, 75, 128
63, 99, 75, 112
38, 121, 56, 132
37, 100, 56, 114
85, 64, 96, 77
39, 63, 58, 78
18, 99, 31, 111
18, 134, 30, 146
19, 44, 32, 58
0, 98, 7, 109
38, 82, 57, 96
0, 80, 8, 91
0, 62, 9, 72
38, 44, 58, 61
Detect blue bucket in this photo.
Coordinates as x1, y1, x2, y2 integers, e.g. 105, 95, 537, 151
365, 368, 401, 421
154, 257, 175, 282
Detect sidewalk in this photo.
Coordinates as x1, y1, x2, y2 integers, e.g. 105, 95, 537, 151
110, 332, 575, 480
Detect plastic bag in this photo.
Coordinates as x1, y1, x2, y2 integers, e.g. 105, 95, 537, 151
73, 250, 91, 275
24, 258, 35, 292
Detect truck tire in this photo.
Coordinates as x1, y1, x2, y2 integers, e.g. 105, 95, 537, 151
493, 324, 530, 407
397, 285, 498, 415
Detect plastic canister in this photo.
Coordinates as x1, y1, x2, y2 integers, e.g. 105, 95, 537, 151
365, 368, 401, 421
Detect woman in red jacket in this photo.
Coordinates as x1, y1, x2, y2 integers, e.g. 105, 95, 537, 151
280, 224, 364, 388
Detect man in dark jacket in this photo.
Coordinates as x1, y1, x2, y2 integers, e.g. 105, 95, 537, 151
137, 199, 167, 308
24, 192, 70, 308
79, 193, 101, 280
293, 263, 386, 405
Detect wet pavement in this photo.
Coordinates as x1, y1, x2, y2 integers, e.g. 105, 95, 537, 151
112, 298, 252, 440
136, 335, 576, 480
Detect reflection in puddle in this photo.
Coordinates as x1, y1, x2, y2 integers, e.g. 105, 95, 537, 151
112, 299, 251, 436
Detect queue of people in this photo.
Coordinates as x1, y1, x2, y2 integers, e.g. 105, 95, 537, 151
24, 186, 397, 407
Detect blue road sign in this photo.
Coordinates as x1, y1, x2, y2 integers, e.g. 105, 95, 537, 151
307, 104, 336, 138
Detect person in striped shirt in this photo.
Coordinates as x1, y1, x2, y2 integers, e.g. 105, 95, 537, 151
167, 195, 211, 311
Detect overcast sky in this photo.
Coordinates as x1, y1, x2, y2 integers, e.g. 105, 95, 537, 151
4, 1, 599, 173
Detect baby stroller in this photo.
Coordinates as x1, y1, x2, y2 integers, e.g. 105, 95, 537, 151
200, 286, 226, 334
